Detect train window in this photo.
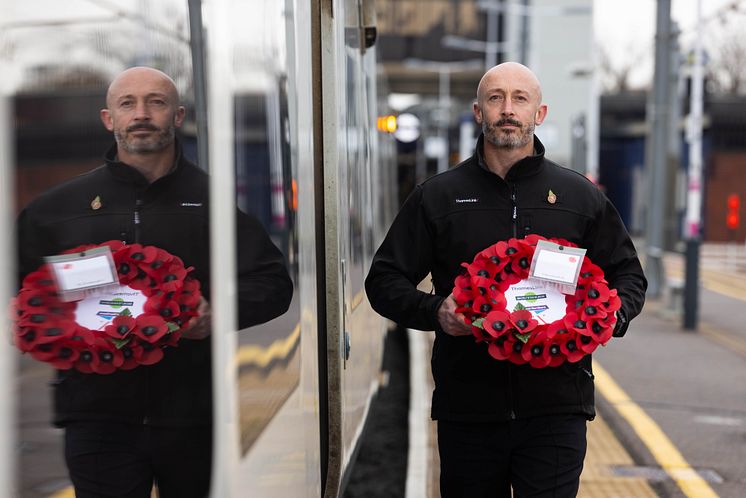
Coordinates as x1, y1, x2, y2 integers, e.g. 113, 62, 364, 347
6, 2, 196, 495
343, 0, 367, 303
223, 0, 302, 458
5, 0, 303, 495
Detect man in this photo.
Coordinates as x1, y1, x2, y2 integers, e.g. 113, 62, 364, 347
17, 67, 293, 497
365, 62, 646, 497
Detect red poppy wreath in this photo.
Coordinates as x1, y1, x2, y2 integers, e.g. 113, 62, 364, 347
11, 240, 201, 374
453, 234, 621, 368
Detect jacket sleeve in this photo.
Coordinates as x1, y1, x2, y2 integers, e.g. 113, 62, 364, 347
365, 186, 445, 331
16, 207, 48, 288
235, 209, 293, 329
586, 190, 647, 337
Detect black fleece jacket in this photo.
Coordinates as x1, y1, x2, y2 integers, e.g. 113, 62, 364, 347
17, 142, 293, 426
365, 135, 646, 422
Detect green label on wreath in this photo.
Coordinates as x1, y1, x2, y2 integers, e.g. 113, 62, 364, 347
74, 285, 147, 331
504, 280, 566, 324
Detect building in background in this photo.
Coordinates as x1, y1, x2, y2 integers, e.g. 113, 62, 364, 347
375, 0, 598, 191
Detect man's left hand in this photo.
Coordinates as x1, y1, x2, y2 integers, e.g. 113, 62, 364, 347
180, 297, 211, 340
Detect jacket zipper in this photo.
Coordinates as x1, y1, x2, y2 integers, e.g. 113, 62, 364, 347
508, 182, 518, 419
510, 183, 518, 238
134, 193, 150, 426
507, 363, 516, 419
133, 195, 143, 243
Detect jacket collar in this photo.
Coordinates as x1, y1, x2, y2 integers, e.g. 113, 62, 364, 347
104, 139, 185, 185
475, 133, 546, 180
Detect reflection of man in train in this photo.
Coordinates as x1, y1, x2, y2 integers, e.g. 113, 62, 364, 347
16, 67, 293, 497
365, 62, 647, 497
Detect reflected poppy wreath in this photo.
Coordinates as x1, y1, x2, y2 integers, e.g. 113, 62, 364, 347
452, 234, 621, 368
11, 240, 201, 374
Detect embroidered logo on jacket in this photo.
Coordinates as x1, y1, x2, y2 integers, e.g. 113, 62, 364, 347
180, 202, 203, 207
455, 198, 479, 204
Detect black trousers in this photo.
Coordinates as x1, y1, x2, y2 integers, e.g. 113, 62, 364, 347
438, 414, 587, 498
64, 421, 212, 498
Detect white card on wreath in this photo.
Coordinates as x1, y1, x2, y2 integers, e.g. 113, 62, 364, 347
528, 240, 587, 294
45, 246, 119, 302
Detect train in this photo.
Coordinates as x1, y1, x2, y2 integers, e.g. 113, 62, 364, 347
0, 0, 398, 496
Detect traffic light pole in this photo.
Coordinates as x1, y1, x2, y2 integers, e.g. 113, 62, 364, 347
683, 0, 704, 331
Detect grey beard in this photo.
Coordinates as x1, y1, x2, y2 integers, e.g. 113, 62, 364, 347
115, 125, 175, 154
483, 120, 534, 149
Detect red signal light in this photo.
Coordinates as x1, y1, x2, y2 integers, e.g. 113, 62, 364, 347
727, 193, 740, 230
727, 194, 740, 210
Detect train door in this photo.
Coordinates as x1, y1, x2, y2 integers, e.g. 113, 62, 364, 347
2, 0, 312, 496
4, 3, 198, 496
0, 43, 16, 498
202, 0, 317, 496
318, 0, 387, 495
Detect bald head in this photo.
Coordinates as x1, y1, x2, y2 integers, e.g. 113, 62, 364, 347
476, 62, 542, 105
106, 66, 180, 109
100, 66, 185, 179
471, 62, 547, 168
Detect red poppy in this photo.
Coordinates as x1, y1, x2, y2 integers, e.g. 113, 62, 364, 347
144, 295, 181, 321
133, 314, 169, 343
118, 341, 143, 370
28, 339, 78, 368
559, 336, 586, 363
563, 312, 589, 335
124, 244, 159, 264
453, 281, 476, 310
580, 302, 608, 322
487, 335, 515, 361
21, 269, 57, 292
476, 244, 511, 274
115, 258, 140, 283
584, 282, 610, 305
162, 330, 181, 348
543, 337, 568, 367
520, 330, 552, 368
504, 338, 529, 365
103, 316, 136, 340
509, 310, 538, 334
137, 342, 165, 365
482, 310, 512, 339
86, 338, 125, 374
464, 258, 500, 281
577, 334, 600, 355
159, 264, 188, 293
69, 348, 98, 373
604, 290, 622, 314
577, 262, 604, 285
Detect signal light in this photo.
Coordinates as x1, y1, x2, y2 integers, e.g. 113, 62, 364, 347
727, 193, 740, 230
377, 115, 397, 133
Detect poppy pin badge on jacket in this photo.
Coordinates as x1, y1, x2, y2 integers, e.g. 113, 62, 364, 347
547, 189, 557, 204
91, 195, 102, 210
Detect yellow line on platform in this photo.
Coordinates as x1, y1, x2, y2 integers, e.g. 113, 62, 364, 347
234, 324, 300, 369
47, 489, 74, 498
594, 362, 720, 498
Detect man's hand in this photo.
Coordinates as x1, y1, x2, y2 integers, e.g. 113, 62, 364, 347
437, 294, 474, 337
179, 297, 211, 340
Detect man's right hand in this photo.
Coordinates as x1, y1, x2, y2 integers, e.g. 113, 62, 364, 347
436, 294, 474, 337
